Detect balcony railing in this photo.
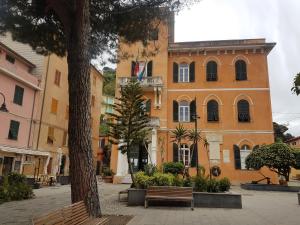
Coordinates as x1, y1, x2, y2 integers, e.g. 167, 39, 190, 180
119, 76, 163, 88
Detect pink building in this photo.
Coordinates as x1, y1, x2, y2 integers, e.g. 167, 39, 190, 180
0, 42, 48, 176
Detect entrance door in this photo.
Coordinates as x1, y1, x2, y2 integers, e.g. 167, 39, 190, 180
128, 144, 148, 173
2, 157, 14, 175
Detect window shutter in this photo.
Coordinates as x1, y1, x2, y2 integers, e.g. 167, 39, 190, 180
189, 62, 195, 82
234, 145, 241, 169
147, 61, 153, 77
173, 100, 178, 122
190, 100, 196, 122
173, 143, 178, 162
173, 62, 178, 83
145, 99, 151, 113
8, 120, 20, 140
190, 144, 197, 167
131, 61, 136, 77
13, 85, 24, 106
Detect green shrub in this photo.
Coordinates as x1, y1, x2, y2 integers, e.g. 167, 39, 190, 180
194, 176, 208, 192
153, 172, 174, 186
144, 164, 157, 176
135, 172, 155, 189
102, 167, 115, 176
0, 173, 33, 203
163, 162, 184, 175
219, 177, 231, 192
207, 179, 220, 193
173, 175, 184, 187
183, 177, 192, 187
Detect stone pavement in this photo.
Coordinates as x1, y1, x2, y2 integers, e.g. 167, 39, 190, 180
0, 183, 299, 225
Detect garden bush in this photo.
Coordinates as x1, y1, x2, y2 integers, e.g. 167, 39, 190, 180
163, 162, 184, 175
102, 167, 115, 176
144, 164, 157, 176
194, 176, 208, 192
135, 172, 155, 189
183, 177, 192, 187
173, 175, 184, 187
0, 173, 33, 204
207, 179, 220, 193
219, 177, 231, 192
153, 172, 174, 186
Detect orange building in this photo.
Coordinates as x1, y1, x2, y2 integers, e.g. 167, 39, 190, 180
286, 136, 300, 179
112, 16, 277, 184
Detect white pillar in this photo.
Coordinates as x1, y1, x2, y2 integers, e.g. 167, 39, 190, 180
116, 141, 129, 176
158, 88, 162, 106
44, 156, 50, 175
151, 128, 157, 165
20, 154, 25, 174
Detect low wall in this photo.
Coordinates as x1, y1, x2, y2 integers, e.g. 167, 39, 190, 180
241, 183, 300, 192
193, 192, 242, 209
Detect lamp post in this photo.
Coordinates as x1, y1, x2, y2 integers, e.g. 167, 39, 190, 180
192, 97, 200, 176
0, 92, 9, 112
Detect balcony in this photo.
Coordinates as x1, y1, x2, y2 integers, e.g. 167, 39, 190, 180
118, 76, 163, 91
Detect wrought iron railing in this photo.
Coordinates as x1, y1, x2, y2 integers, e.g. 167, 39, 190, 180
119, 76, 163, 87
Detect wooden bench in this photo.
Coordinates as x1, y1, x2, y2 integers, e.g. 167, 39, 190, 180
32, 201, 109, 225
145, 186, 194, 210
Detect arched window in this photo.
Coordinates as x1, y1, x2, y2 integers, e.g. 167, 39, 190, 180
179, 63, 189, 82
235, 60, 247, 81
179, 100, 190, 122
206, 61, 218, 81
237, 100, 250, 122
240, 145, 251, 170
207, 100, 219, 122
179, 144, 190, 166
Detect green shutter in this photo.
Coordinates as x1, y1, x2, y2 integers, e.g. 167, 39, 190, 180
173, 100, 178, 122
173, 143, 178, 162
8, 120, 20, 140
190, 144, 197, 167
190, 100, 196, 122
189, 62, 195, 82
173, 62, 178, 83
13, 85, 24, 105
234, 145, 241, 169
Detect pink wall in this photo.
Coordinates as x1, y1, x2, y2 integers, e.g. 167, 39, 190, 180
0, 49, 39, 148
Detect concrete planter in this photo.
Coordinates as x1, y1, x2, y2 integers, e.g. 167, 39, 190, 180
193, 192, 242, 209
57, 176, 70, 185
241, 183, 300, 192
127, 188, 146, 206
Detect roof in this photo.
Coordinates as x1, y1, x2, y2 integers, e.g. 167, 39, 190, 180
168, 38, 276, 55
0, 42, 36, 68
286, 136, 300, 143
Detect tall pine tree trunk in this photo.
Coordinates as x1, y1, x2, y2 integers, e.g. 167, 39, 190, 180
66, 0, 101, 217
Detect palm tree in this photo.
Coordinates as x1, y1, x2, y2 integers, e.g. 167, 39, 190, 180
171, 124, 188, 164
203, 138, 212, 180
188, 129, 202, 175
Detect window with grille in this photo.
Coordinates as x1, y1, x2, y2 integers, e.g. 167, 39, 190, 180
235, 60, 247, 81
179, 144, 190, 166
179, 101, 190, 122
207, 100, 219, 122
240, 145, 251, 169
8, 120, 20, 140
13, 85, 24, 106
206, 61, 218, 81
179, 64, 189, 82
238, 100, 250, 122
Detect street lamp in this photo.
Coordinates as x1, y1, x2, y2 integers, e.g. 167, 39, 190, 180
0, 92, 9, 112
192, 97, 200, 176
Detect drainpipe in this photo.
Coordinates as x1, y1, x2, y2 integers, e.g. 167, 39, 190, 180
27, 89, 37, 148
36, 55, 51, 150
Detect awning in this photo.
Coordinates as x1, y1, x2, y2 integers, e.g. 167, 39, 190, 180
0, 145, 50, 157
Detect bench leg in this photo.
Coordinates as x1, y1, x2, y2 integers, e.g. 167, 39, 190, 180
144, 199, 148, 208
191, 199, 194, 211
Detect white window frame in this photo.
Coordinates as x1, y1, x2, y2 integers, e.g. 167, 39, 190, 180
179, 144, 190, 166
179, 63, 189, 82
179, 101, 190, 122
240, 145, 251, 170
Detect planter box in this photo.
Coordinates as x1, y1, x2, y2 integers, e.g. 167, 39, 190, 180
57, 176, 70, 185
102, 176, 113, 183
127, 188, 242, 208
193, 192, 242, 209
241, 183, 300, 192
127, 188, 146, 206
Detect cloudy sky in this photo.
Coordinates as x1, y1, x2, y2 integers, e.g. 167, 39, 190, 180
175, 0, 300, 136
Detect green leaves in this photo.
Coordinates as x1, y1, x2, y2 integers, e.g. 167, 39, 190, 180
291, 72, 300, 95
171, 123, 188, 144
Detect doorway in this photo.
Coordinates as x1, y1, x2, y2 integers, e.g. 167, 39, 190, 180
129, 144, 148, 173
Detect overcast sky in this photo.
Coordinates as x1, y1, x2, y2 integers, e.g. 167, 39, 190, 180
175, 0, 300, 136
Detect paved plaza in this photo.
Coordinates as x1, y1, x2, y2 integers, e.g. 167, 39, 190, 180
0, 183, 299, 225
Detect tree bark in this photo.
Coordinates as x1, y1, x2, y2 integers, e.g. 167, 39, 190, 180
66, 0, 101, 217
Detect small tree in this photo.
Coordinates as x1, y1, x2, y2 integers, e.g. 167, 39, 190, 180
187, 129, 201, 175
107, 80, 151, 187
291, 72, 300, 95
203, 138, 212, 180
246, 143, 296, 182
171, 124, 188, 163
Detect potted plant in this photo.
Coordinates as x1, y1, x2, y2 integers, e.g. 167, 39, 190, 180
102, 167, 115, 183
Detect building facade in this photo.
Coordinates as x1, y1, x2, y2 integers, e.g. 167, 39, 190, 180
112, 17, 278, 184
0, 34, 103, 179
